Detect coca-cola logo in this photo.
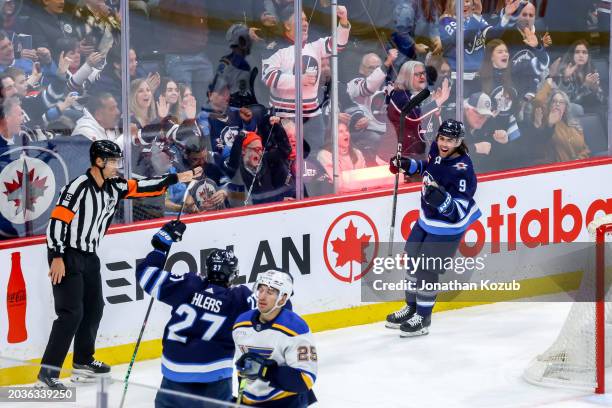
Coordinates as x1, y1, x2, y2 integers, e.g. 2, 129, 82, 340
7, 289, 26, 304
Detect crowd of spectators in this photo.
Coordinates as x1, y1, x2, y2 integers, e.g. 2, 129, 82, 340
0, 0, 609, 225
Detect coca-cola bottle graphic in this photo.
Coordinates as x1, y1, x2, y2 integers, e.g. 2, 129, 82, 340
7, 251, 27, 343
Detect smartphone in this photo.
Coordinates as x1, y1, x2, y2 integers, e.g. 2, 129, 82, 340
13, 34, 32, 53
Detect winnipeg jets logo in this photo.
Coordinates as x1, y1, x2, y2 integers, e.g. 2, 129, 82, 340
453, 162, 469, 171
0, 152, 56, 223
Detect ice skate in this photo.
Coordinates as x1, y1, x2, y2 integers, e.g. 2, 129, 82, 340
71, 360, 111, 383
399, 313, 431, 337
385, 304, 415, 329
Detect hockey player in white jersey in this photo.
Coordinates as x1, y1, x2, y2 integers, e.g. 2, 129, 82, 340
233, 270, 317, 407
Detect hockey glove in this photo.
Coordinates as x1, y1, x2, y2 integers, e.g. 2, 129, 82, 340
424, 184, 453, 214
235, 352, 277, 381
151, 220, 186, 252
389, 156, 418, 175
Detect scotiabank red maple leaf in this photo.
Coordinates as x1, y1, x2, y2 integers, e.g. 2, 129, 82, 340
331, 220, 371, 281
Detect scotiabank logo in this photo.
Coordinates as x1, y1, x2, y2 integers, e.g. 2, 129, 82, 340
323, 211, 380, 283
400, 189, 611, 257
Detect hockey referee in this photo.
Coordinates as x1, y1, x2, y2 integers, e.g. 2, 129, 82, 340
37, 140, 202, 389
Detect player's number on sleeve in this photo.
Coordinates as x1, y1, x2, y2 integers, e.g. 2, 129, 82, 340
459, 179, 466, 192
167, 304, 227, 343
297, 346, 318, 362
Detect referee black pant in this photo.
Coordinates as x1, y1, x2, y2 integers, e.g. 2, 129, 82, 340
40, 248, 104, 378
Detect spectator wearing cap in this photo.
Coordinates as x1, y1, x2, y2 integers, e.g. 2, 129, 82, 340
222, 116, 292, 207
463, 91, 517, 172
211, 23, 258, 109
197, 78, 257, 164
71, 92, 121, 142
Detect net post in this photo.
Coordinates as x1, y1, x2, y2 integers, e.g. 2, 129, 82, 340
595, 225, 607, 394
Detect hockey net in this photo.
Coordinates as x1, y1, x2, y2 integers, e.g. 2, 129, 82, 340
523, 214, 612, 392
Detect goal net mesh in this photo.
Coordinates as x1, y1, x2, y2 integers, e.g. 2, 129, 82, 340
523, 214, 612, 390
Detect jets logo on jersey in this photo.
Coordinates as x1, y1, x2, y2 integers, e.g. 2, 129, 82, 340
421, 172, 437, 195
453, 162, 469, 171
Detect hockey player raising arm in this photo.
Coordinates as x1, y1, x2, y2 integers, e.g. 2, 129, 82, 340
386, 120, 482, 337
233, 270, 317, 407
135, 221, 257, 407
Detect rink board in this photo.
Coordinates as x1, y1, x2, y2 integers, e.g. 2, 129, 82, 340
0, 157, 611, 385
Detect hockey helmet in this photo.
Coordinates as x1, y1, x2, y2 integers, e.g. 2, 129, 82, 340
90, 140, 123, 165
437, 119, 465, 140
254, 269, 294, 312
204, 249, 239, 287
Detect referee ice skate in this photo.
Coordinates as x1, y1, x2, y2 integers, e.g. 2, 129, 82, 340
38, 140, 202, 389
385, 120, 482, 337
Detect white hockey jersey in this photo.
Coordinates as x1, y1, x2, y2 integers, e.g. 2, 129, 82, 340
346, 66, 390, 133
233, 308, 317, 406
261, 24, 350, 118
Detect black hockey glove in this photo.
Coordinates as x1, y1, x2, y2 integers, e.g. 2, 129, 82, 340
151, 220, 186, 252
424, 183, 453, 214
236, 352, 277, 381
389, 156, 418, 175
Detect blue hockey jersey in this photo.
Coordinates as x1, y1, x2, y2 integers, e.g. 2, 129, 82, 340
414, 142, 481, 235
440, 15, 509, 72
135, 249, 256, 383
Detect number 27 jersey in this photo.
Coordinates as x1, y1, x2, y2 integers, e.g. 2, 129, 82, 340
136, 249, 256, 383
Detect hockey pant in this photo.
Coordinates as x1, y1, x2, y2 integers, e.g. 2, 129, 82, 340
403, 222, 464, 317
155, 377, 232, 408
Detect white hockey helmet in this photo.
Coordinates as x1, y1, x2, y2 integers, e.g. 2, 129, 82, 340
255, 269, 294, 313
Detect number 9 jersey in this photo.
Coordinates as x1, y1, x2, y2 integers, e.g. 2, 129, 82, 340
233, 308, 318, 407
418, 142, 481, 235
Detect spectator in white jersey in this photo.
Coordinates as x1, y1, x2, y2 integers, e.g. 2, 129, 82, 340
261, 4, 350, 155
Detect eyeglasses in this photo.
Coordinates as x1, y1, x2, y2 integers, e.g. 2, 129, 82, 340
246, 147, 264, 154
413, 71, 426, 78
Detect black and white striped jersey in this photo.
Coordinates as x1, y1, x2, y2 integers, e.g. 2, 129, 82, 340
46, 169, 178, 257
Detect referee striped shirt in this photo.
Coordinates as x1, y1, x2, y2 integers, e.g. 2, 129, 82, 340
46, 169, 179, 257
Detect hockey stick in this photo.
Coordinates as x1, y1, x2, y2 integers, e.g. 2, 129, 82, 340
388, 89, 430, 255
236, 377, 248, 406
119, 178, 198, 408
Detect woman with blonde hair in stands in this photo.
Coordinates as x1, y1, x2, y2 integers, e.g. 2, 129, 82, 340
130, 78, 159, 128
529, 78, 590, 164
